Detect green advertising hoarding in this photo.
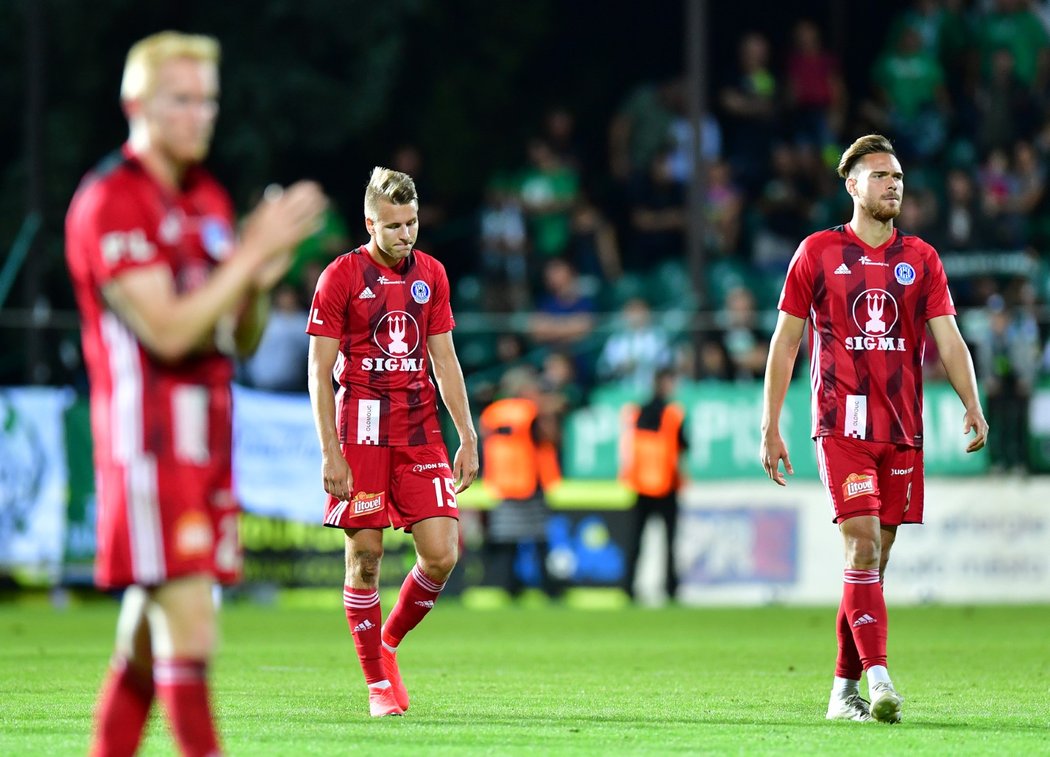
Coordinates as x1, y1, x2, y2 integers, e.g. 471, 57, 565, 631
563, 381, 989, 480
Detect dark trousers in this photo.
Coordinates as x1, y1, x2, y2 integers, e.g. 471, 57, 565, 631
624, 492, 679, 600
484, 539, 558, 598
987, 387, 1029, 470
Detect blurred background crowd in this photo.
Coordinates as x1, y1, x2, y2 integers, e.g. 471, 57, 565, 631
5, 0, 1050, 475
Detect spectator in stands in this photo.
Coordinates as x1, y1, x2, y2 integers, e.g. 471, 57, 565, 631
596, 297, 675, 393
974, 47, 1042, 155
863, 25, 951, 160
896, 184, 940, 246
479, 175, 530, 311
977, 0, 1050, 92
705, 159, 745, 257
540, 349, 585, 419
940, 167, 986, 251
718, 286, 769, 381
695, 335, 734, 382
529, 258, 596, 350
241, 282, 310, 392
625, 149, 686, 270
753, 143, 817, 272
979, 147, 1025, 248
784, 19, 846, 150
976, 290, 1040, 474
1009, 139, 1050, 246
566, 190, 622, 282
719, 32, 779, 195
391, 143, 447, 235
519, 137, 581, 265
542, 105, 585, 174
609, 77, 685, 184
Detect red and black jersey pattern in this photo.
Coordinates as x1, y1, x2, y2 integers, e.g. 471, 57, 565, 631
778, 224, 955, 447
307, 245, 454, 447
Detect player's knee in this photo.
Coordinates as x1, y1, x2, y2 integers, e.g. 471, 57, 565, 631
420, 547, 458, 582
845, 539, 880, 569
349, 549, 384, 583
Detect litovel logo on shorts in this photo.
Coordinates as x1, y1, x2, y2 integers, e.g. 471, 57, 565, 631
351, 491, 385, 516
842, 473, 875, 501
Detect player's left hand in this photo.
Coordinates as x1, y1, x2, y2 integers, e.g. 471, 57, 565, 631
964, 407, 988, 453
452, 442, 479, 493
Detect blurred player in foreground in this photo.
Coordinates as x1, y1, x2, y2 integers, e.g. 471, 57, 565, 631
307, 167, 478, 717
66, 31, 326, 755
760, 134, 987, 724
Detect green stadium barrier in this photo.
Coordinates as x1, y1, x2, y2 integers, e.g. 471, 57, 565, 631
563, 381, 989, 479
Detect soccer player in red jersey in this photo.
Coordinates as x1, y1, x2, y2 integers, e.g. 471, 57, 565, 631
65, 32, 327, 756
760, 134, 988, 724
307, 167, 479, 717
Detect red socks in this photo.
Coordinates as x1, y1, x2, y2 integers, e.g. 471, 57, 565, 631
90, 657, 154, 757
382, 565, 446, 647
841, 569, 888, 670
344, 587, 385, 684
834, 601, 863, 680
153, 659, 220, 757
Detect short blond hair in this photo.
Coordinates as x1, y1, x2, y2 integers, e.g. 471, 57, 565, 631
837, 134, 896, 178
121, 31, 220, 101
364, 167, 418, 219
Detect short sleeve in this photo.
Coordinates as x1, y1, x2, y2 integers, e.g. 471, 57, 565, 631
923, 247, 956, 320
71, 182, 164, 287
306, 257, 351, 339
427, 261, 455, 335
777, 238, 814, 320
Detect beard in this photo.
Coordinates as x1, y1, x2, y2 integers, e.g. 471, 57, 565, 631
864, 196, 901, 223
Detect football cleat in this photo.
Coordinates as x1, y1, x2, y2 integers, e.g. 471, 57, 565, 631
381, 645, 410, 712
368, 684, 404, 717
869, 681, 904, 724
825, 692, 873, 722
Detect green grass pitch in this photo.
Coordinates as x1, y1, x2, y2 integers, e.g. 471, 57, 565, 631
2, 597, 1048, 755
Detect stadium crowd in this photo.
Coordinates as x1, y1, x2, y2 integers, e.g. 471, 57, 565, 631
233, 0, 1050, 474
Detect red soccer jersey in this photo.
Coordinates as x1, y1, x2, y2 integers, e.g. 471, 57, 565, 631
307, 246, 454, 447
778, 225, 956, 447
65, 146, 237, 468
66, 146, 240, 587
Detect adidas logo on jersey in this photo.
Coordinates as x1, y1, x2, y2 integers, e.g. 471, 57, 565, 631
833, 263, 850, 275
353, 619, 376, 633
359, 287, 376, 299
852, 613, 877, 627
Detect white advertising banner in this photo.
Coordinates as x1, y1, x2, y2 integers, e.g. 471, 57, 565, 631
670, 479, 1050, 606
0, 387, 73, 580
232, 385, 323, 523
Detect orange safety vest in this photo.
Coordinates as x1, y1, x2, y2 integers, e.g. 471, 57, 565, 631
620, 403, 685, 497
480, 398, 561, 499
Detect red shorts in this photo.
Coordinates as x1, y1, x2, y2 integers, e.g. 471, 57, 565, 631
94, 452, 241, 590
814, 435, 924, 526
323, 442, 459, 532
92, 386, 241, 587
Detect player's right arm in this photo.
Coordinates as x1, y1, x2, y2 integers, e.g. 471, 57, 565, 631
101, 181, 326, 362
761, 311, 806, 486
307, 334, 353, 501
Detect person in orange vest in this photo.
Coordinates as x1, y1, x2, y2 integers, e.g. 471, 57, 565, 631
480, 368, 563, 599
620, 368, 688, 602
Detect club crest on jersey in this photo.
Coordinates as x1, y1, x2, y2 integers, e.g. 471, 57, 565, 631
362, 310, 424, 371
842, 473, 876, 501
846, 288, 904, 351
894, 262, 916, 285
411, 280, 431, 304
200, 216, 233, 260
